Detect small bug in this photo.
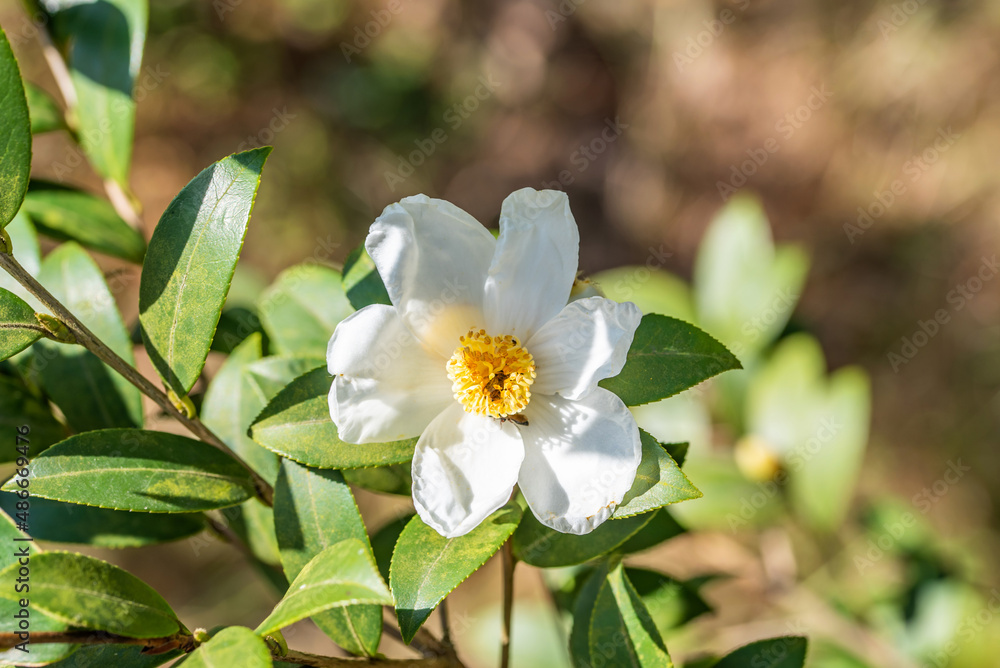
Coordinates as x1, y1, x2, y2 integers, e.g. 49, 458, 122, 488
498, 413, 529, 427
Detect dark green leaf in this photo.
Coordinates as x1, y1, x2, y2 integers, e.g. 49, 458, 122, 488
0, 493, 204, 547
342, 244, 391, 310
0, 596, 77, 666
274, 460, 381, 656
23, 183, 146, 262
44, 0, 148, 186
371, 514, 412, 583
662, 442, 688, 468
625, 568, 712, 634
713, 637, 808, 668
259, 263, 354, 357
0, 288, 43, 361
569, 565, 606, 668
0, 552, 179, 637
139, 148, 271, 397
613, 432, 700, 519
250, 367, 416, 469
342, 464, 412, 496
255, 538, 393, 637
0, 374, 66, 463
25, 82, 65, 134
391, 504, 522, 643
177, 626, 271, 668
617, 509, 686, 555
43, 644, 180, 668
512, 507, 653, 568
0, 28, 31, 228
0, 428, 255, 512
36, 242, 143, 431
588, 562, 673, 667
212, 305, 264, 353
599, 314, 741, 406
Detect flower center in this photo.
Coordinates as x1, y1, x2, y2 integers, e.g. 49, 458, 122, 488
447, 329, 536, 419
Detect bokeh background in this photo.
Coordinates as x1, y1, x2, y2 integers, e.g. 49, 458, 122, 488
2, 0, 999, 666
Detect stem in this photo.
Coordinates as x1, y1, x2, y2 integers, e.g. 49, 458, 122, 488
0, 251, 274, 506
500, 540, 515, 668
439, 598, 453, 647
104, 178, 144, 230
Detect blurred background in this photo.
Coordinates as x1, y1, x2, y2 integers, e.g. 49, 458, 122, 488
2, 0, 999, 666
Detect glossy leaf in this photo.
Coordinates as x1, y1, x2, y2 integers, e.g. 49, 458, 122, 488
177, 627, 271, 668
0, 287, 43, 361
23, 183, 146, 262
343, 464, 412, 496
391, 504, 522, 642
512, 507, 653, 568
588, 562, 672, 667
255, 538, 393, 637
600, 314, 741, 407
250, 367, 416, 469
0, 551, 179, 637
44, 0, 148, 185
625, 568, 712, 634
36, 242, 143, 431
0, 493, 204, 547
342, 244, 391, 310
139, 148, 271, 397
259, 263, 354, 357
25, 82, 65, 134
372, 514, 412, 583
1, 429, 255, 512
569, 565, 606, 667
713, 637, 808, 668
613, 431, 700, 519
0, 374, 66, 463
274, 460, 381, 656
0, 27, 31, 228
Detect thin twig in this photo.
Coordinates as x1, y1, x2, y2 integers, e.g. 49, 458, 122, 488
439, 598, 453, 647
0, 251, 274, 506
103, 177, 144, 230
500, 540, 515, 668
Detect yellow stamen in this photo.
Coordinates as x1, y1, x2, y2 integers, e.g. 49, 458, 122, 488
447, 329, 536, 419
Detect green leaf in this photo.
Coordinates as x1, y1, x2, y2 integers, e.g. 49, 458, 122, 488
0, 28, 31, 228
0, 551, 179, 637
255, 538, 393, 637
569, 565, 606, 668
0, 374, 66, 462
42, 644, 181, 668
0, 288, 43, 361
25, 82, 65, 134
245, 355, 324, 399
613, 432, 700, 519
693, 194, 808, 361
0, 493, 204, 547
274, 460, 381, 656
713, 636, 808, 668
35, 242, 143, 431
600, 314, 741, 407
371, 514, 412, 583
625, 568, 712, 635
139, 147, 272, 397
343, 464, 412, 496
592, 266, 695, 323
0, 428, 255, 512
177, 627, 272, 668
0, 210, 43, 310
212, 305, 264, 353
259, 263, 354, 357
250, 367, 416, 469
587, 562, 673, 667
616, 509, 685, 555
23, 183, 146, 262
391, 504, 522, 643
0, 596, 77, 666
201, 334, 278, 484
342, 244, 391, 310
229, 499, 282, 568
44, 0, 148, 186
512, 507, 654, 568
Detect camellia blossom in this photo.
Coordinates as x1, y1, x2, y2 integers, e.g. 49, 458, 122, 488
327, 188, 643, 538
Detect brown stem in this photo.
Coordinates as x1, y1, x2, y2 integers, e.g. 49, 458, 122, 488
0, 251, 274, 506
439, 598, 453, 647
500, 540, 515, 668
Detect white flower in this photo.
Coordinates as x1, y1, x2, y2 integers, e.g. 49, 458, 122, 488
327, 188, 643, 538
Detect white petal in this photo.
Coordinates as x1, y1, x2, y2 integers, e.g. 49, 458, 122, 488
412, 403, 524, 538
367, 196, 495, 357
527, 297, 642, 400
327, 304, 453, 444
483, 188, 580, 340
518, 389, 641, 535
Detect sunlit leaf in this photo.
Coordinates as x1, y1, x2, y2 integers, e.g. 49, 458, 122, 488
0, 287, 43, 361
0, 27, 31, 228
259, 263, 354, 357
177, 627, 271, 668
613, 431, 700, 519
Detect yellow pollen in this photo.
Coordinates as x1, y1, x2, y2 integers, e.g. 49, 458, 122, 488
447, 328, 536, 419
